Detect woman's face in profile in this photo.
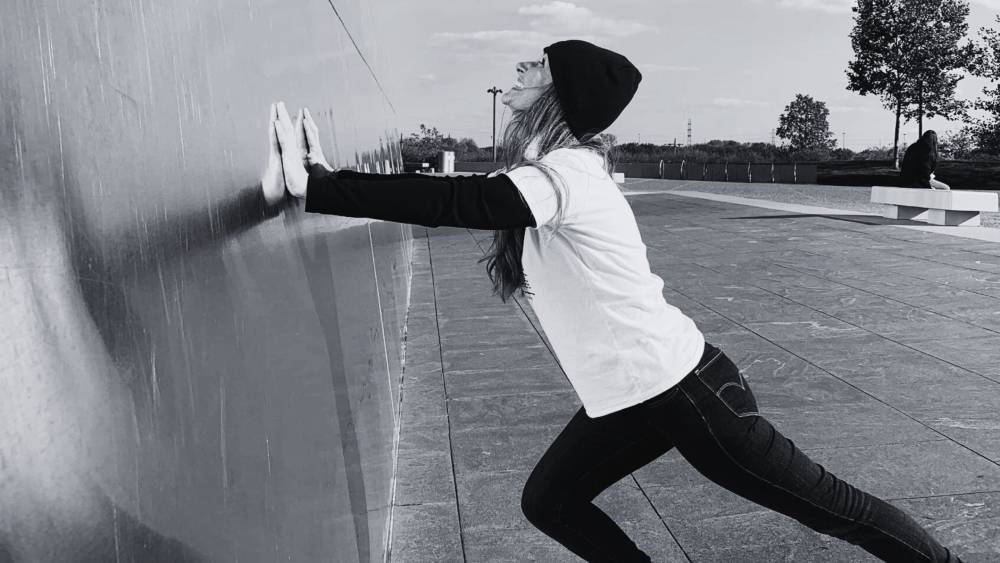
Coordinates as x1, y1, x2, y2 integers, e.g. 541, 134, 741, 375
501, 52, 553, 111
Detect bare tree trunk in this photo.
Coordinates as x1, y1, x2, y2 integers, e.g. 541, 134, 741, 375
893, 98, 902, 170
918, 82, 923, 138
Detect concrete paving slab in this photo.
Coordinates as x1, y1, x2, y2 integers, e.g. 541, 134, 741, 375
904, 334, 1000, 382
450, 425, 564, 474
444, 367, 569, 400
393, 450, 457, 506
808, 354, 999, 421
441, 344, 555, 374
439, 329, 544, 353
686, 540, 874, 562
890, 492, 1000, 561
759, 401, 944, 450
389, 502, 463, 563
460, 528, 584, 562
396, 414, 451, 456
437, 315, 536, 335
803, 441, 1000, 499
454, 469, 533, 533
447, 391, 579, 431
927, 419, 1000, 463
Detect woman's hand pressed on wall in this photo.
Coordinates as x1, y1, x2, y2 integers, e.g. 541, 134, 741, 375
301, 107, 334, 174
272, 101, 309, 198
260, 103, 288, 206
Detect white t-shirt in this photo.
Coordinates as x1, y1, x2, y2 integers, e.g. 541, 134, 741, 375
499, 147, 705, 418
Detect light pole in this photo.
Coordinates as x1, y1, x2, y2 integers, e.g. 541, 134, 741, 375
487, 86, 503, 162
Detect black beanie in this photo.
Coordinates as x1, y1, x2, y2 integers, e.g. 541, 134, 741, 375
543, 40, 642, 142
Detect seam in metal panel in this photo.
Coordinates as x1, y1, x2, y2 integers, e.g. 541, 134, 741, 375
368, 222, 396, 426
325, 0, 396, 113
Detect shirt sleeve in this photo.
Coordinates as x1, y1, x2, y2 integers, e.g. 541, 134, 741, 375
503, 164, 562, 229
303, 170, 537, 230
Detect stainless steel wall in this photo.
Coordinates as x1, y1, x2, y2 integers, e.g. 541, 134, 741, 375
0, 1, 409, 562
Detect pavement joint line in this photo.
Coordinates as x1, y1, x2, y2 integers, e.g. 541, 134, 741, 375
424, 228, 468, 562
630, 475, 695, 562
628, 189, 1000, 243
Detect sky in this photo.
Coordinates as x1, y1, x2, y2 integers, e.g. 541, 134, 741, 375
374, 0, 998, 151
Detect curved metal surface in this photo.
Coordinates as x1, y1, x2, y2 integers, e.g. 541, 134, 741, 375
0, 1, 408, 561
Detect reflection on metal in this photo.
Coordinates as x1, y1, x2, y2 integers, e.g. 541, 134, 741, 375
1, 1, 407, 562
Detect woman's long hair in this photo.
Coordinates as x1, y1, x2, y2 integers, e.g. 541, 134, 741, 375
923, 130, 939, 170
477, 83, 613, 303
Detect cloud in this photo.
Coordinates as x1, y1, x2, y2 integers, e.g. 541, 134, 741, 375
712, 97, 770, 108
430, 30, 548, 49
430, 2, 655, 54
751, 0, 853, 14
518, 1, 655, 37
640, 63, 700, 72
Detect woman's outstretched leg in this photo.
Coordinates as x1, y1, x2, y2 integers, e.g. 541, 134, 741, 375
521, 396, 677, 562
655, 345, 963, 562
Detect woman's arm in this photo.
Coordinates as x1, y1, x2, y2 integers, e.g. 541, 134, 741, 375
271, 103, 532, 229
330, 169, 488, 182
303, 171, 537, 229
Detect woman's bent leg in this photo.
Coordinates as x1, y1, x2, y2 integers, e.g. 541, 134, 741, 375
663, 348, 962, 562
521, 403, 675, 562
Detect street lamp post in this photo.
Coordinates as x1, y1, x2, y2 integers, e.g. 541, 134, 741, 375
487, 86, 503, 162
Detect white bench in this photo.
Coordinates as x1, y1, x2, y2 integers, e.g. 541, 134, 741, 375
870, 186, 999, 227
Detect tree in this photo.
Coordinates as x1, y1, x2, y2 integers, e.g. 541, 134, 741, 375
776, 94, 836, 151
846, 0, 974, 168
400, 124, 484, 162
938, 127, 977, 158
969, 16, 1000, 154
898, 0, 974, 135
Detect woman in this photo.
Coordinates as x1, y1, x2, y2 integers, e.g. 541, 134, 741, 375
901, 130, 951, 190
265, 40, 964, 562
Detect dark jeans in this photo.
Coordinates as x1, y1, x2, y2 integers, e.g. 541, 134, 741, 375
521, 342, 963, 562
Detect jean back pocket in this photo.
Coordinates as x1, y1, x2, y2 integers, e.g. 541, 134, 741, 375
693, 348, 759, 418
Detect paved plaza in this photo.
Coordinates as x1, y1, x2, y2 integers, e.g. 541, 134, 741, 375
390, 181, 1000, 562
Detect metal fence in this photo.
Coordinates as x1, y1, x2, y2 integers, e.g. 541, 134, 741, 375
615, 160, 818, 184
444, 160, 820, 184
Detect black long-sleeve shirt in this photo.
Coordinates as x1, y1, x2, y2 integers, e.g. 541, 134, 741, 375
303, 168, 537, 229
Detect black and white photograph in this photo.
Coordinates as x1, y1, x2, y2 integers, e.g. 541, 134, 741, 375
2, 0, 1000, 561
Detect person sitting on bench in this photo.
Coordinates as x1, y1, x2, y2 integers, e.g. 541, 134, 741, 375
900, 130, 951, 190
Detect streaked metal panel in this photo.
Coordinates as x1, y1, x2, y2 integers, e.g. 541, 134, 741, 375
0, 1, 407, 561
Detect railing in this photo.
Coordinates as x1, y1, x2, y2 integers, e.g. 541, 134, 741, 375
618, 161, 819, 184
446, 160, 819, 184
